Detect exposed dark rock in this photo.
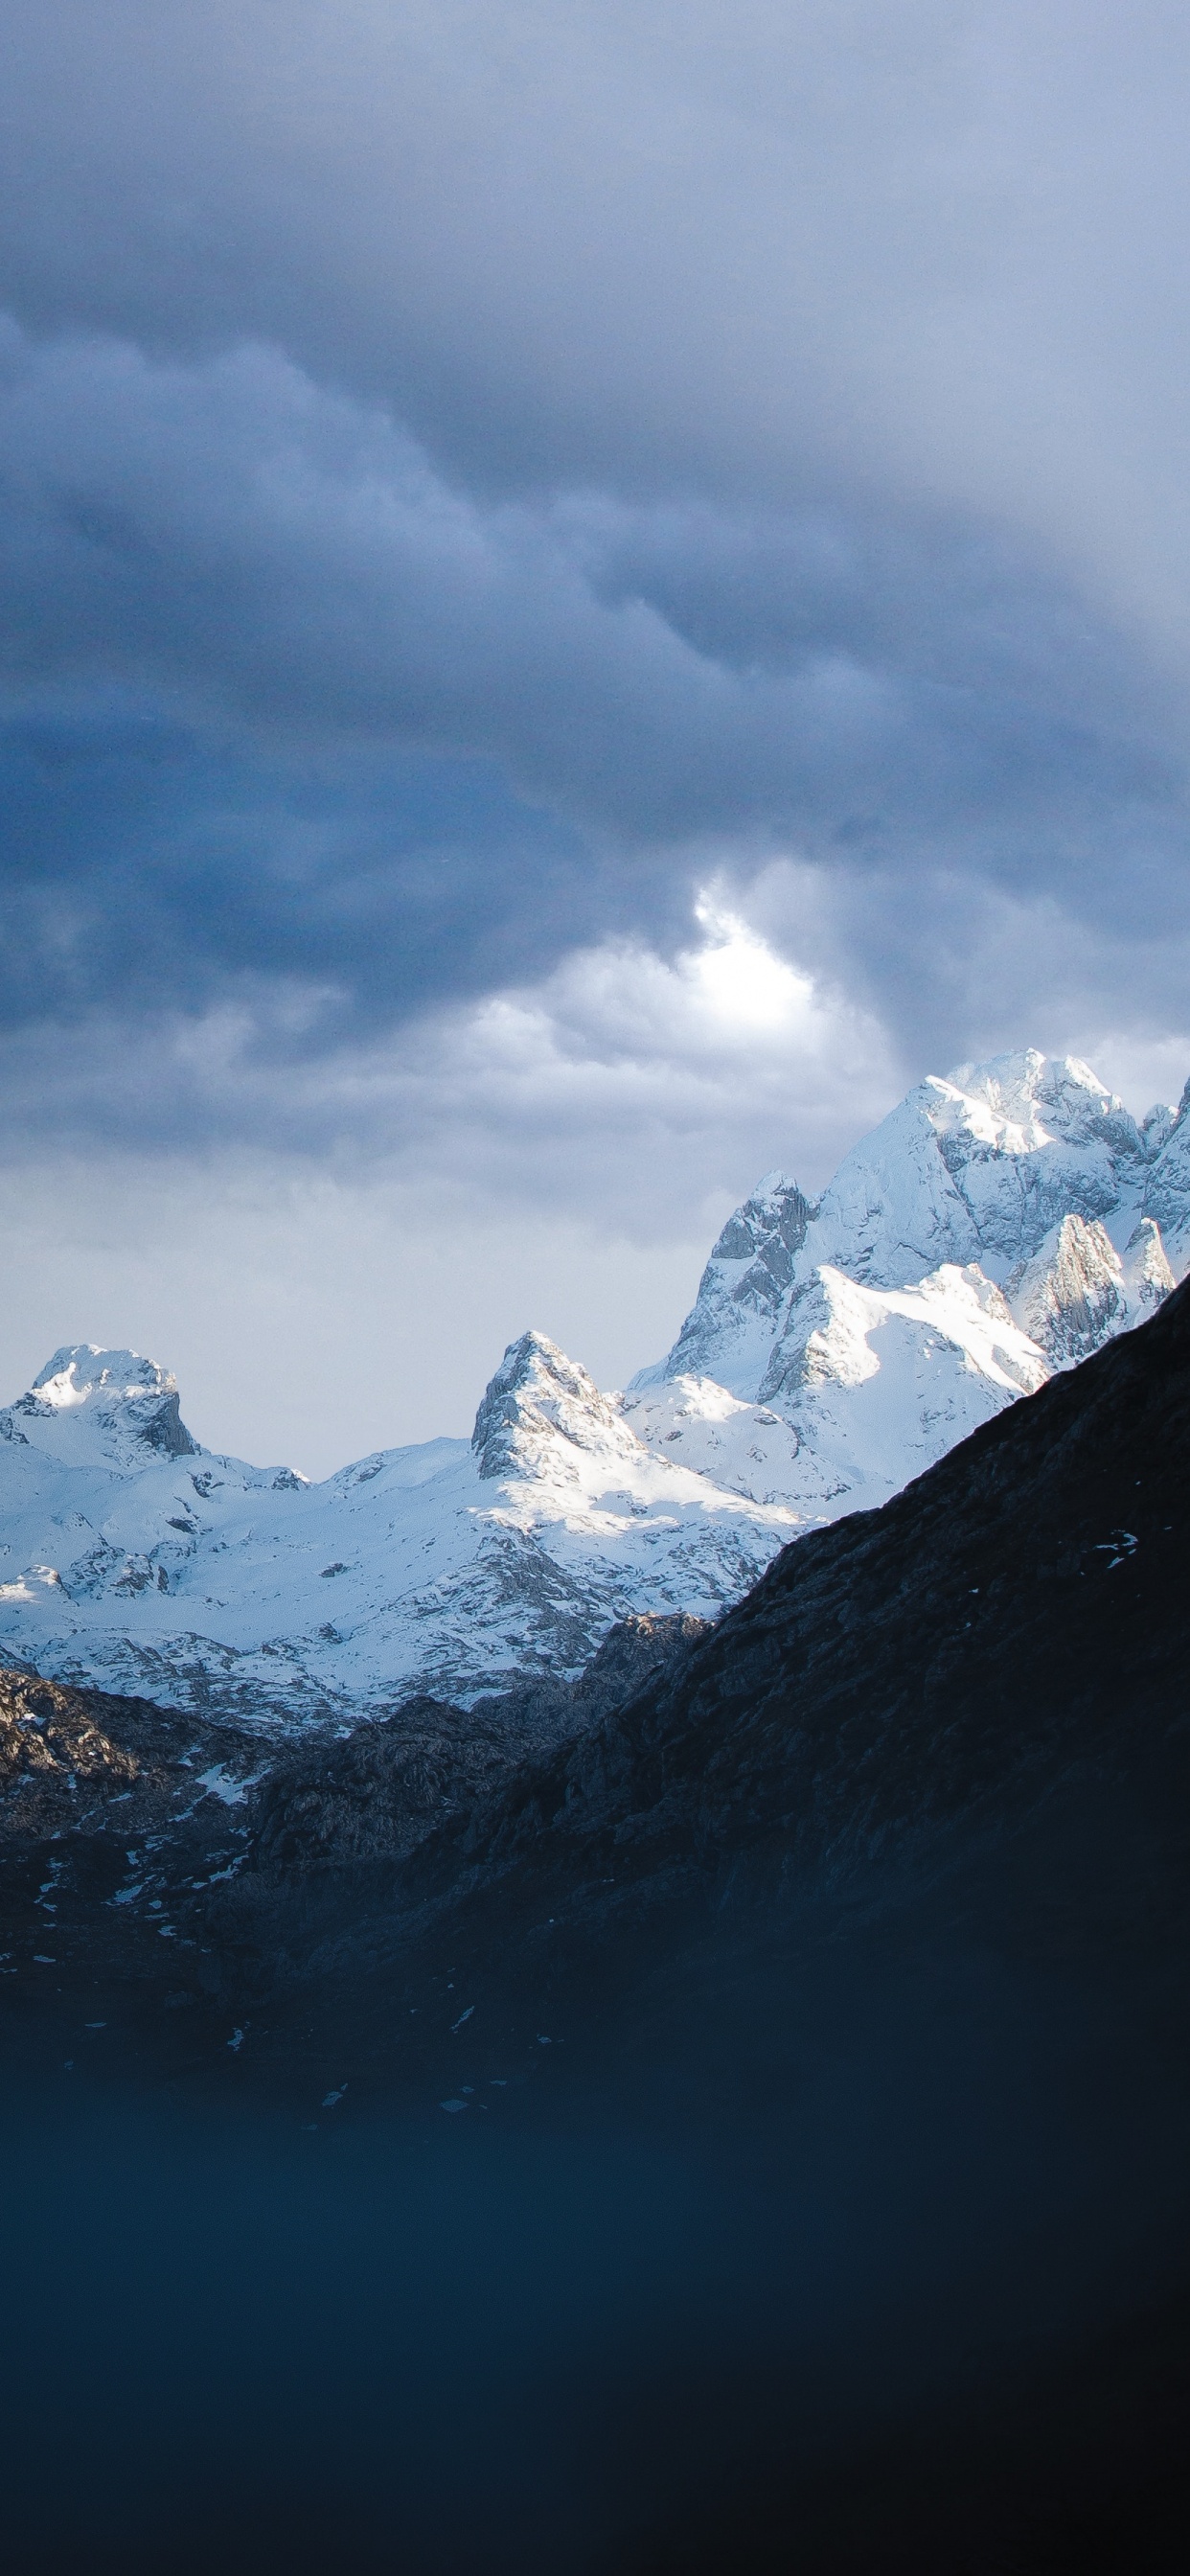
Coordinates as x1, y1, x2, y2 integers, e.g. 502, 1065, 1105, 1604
250, 1611, 709, 1875
0, 1667, 139, 1826
134, 1388, 196, 1456
0, 1668, 268, 1990
0, 1610, 710, 1998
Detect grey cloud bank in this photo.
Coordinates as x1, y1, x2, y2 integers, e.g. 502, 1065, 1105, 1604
0, 320, 1184, 1077
0, 1, 1187, 1448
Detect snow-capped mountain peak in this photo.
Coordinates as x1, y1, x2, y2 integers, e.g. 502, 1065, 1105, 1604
471, 1330, 631, 1483
7, 1345, 197, 1463
947, 1047, 1143, 1154
32, 1346, 171, 1409
642, 1049, 1188, 1411
811, 1051, 1148, 1294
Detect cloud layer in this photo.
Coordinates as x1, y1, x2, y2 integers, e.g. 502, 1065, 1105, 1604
1, 318, 1185, 1080
1, 3, 1188, 1446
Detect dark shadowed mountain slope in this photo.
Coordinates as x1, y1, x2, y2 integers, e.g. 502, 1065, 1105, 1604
4, 1296, 1190, 2576
18, 1273, 1182, 2020
369, 1267, 1190, 1980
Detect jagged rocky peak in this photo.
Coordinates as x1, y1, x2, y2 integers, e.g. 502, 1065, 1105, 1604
18, 1345, 197, 1458
632, 1173, 817, 1398
949, 1047, 1143, 1152
471, 1329, 632, 1483
1123, 1215, 1176, 1310
640, 1047, 1185, 1405
1140, 1099, 1179, 1158
1142, 1076, 1190, 1271
1008, 1213, 1177, 1368
706, 1172, 816, 1277
1008, 1217, 1128, 1366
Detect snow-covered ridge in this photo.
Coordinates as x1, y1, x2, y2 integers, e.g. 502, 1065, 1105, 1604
0, 1049, 1183, 1723
637, 1049, 1187, 1401
0, 1329, 803, 1724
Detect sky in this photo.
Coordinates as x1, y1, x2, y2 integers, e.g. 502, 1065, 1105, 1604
1, 0, 1189, 1472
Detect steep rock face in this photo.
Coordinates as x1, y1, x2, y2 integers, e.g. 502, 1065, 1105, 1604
1007, 1213, 1175, 1366
1143, 1076, 1190, 1271
1123, 1214, 1178, 1310
642, 1176, 817, 1397
1008, 1215, 1128, 1364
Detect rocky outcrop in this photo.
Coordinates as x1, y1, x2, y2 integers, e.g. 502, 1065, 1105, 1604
1007, 1213, 1128, 1363
0, 1665, 139, 1829
1006, 1211, 1176, 1368
249, 1611, 709, 1875
638, 1175, 817, 1394
470, 1330, 635, 1482
0, 1611, 710, 1989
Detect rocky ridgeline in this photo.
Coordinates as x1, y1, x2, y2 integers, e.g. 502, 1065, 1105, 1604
0, 1048, 1185, 1720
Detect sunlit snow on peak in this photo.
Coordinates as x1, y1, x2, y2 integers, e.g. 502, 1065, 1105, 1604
32, 1346, 176, 1411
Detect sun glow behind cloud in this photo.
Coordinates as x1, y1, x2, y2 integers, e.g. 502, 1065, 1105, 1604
452, 887, 890, 1126
0, 888, 903, 1470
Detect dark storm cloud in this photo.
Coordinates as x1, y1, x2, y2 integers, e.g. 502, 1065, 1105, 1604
0, 2, 1188, 1145
0, 692, 603, 1036
1, 324, 1185, 1043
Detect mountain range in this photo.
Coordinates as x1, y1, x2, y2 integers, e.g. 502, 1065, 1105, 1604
0, 1046, 1185, 1721
3, 1152, 1189, 2576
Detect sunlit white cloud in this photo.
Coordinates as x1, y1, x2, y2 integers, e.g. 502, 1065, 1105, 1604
0, 886, 900, 1220
426, 888, 898, 1203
